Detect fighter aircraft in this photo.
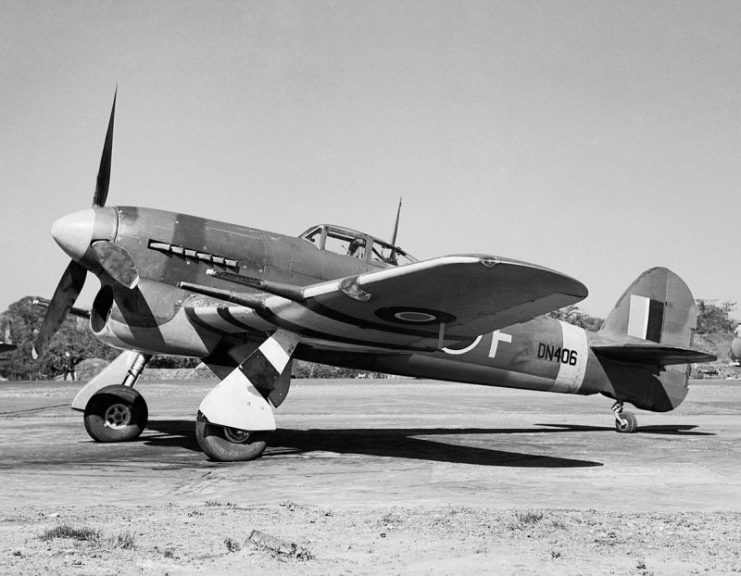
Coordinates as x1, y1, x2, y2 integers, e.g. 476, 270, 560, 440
34, 95, 716, 461
730, 324, 741, 365
0, 322, 15, 354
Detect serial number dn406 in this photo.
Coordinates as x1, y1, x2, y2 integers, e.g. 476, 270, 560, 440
537, 343, 578, 366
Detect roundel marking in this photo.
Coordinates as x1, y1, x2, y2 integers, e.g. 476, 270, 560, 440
375, 306, 456, 326
395, 311, 437, 323
443, 335, 483, 355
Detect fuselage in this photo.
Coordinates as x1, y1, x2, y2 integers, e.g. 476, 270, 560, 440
53, 205, 689, 414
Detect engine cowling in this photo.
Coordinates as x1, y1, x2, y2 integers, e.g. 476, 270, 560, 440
90, 280, 220, 357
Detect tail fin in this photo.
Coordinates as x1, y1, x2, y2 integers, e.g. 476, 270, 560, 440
599, 267, 698, 347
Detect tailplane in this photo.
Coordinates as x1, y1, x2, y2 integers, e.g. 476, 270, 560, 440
591, 343, 715, 365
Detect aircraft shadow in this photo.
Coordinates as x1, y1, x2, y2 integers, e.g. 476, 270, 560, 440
536, 423, 715, 436
144, 420, 603, 468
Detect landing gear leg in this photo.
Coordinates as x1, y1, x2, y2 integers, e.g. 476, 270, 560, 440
612, 401, 638, 433
122, 353, 149, 387
196, 330, 299, 462
78, 352, 152, 442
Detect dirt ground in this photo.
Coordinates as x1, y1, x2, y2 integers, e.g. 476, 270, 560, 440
1, 378, 740, 575
2, 504, 740, 575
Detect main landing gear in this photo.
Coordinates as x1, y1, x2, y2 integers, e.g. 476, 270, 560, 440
195, 330, 299, 462
195, 412, 269, 462
84, 385, 148, 442
73, 330, 297, 462
611, 401, 638, 433
75, 351, 151, 443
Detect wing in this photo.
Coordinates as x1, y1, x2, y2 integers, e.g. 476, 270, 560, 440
185, 255, 587, 352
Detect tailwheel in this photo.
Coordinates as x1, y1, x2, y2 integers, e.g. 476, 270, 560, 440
615, 411, 638, 433
611, 401, 638, 433
84, 385, 148, 442
195, 412, 269, 462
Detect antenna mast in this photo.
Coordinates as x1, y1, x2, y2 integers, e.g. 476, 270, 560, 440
389, 197, 403, 264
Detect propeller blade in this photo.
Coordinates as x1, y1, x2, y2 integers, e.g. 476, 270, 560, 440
92, 90, 117, 208
91, 241, 139, 289
33, 261, 87, 359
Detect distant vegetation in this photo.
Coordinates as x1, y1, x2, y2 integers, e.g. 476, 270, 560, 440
695, 299, 737, 334
0, 297, 735, 381
0, 297, 118, 381
546, 305, 604, 332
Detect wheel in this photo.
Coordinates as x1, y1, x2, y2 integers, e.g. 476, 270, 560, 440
84, 385, 148, 442
615, 411, 638, 433
195, 412, 269, 462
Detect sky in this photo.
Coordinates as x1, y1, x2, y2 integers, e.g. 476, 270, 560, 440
2, 0, 740, 318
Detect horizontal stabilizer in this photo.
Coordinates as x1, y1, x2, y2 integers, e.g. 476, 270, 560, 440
592, 344, 717, 366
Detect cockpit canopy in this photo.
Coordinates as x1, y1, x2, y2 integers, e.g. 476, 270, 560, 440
299, 224, 417, 267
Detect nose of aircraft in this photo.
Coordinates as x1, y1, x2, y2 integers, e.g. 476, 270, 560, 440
51, 207, 117, 262
51, 209, 96, 261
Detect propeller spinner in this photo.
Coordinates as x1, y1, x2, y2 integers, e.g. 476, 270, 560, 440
33, 91, 139, 359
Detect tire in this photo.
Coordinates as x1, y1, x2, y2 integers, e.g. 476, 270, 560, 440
84, 385, 148, 442
615, 411, 638, 433
195, 412, 269, 462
